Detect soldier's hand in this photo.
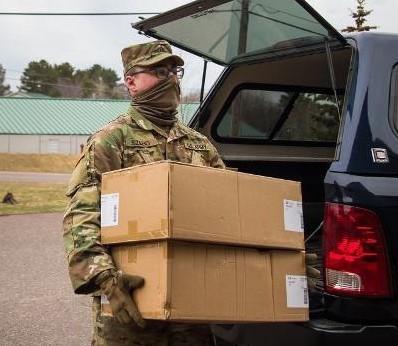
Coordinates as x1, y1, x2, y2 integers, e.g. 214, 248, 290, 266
305, 253, 320, 290
99, 270, 146, 328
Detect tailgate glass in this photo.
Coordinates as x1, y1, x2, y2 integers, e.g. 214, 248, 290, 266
133, 0, 345, 65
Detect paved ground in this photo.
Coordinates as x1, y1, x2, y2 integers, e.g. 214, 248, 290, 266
0, 213, 91, 346
0, 171, 71, 183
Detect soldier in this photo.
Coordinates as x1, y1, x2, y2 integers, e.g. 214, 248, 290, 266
63, 40, 227, 345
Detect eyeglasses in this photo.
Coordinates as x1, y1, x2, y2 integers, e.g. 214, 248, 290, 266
130, 66, 184, 80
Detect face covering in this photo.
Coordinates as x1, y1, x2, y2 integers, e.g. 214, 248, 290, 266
131, 76, 181, 127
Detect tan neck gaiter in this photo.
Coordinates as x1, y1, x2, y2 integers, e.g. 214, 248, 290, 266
132, 77, 181, 127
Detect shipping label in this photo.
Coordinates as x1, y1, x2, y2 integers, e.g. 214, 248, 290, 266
101, 295, 109, 304
286, 275, 309, 308
283, 199, 304, 232
101, 193, 119, 227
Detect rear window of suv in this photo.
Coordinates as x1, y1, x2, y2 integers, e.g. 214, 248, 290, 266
390, 64, 398, 133
215, 86, 343, 144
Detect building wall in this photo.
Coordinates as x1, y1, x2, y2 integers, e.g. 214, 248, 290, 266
0, 135, 9, 152
0, 134, 90, 154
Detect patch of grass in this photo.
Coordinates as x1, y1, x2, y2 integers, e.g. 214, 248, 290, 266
0, 182, 67, 215
0, 153, 79, 173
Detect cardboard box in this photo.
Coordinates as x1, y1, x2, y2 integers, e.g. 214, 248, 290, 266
101, 241, 308, 322
101, 161, 304, 250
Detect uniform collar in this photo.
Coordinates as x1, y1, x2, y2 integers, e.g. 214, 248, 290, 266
128, 105, 189, 141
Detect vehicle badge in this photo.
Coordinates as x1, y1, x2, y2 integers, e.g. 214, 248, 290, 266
371, 148, 389, 163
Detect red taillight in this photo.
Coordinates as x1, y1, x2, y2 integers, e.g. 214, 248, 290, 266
323, 202, 392, 297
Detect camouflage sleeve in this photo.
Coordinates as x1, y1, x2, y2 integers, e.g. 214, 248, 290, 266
207, 141, 226, 169
63, 129, 123, 294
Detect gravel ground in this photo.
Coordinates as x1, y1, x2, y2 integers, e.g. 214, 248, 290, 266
0, 213, 91, 346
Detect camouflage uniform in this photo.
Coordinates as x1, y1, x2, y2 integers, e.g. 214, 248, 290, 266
63, 105, 225, 345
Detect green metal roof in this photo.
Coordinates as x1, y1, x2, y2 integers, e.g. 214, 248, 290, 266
8, 91, 52, 98
0, 97, 199, 135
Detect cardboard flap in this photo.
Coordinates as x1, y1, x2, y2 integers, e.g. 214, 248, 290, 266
170, 164, 240, 241
101, 163, 169, 243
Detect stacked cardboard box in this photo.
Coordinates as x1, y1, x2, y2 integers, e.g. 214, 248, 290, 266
101, 161, 308, 322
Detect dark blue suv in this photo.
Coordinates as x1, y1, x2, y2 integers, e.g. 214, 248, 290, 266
133, 0, 398, 344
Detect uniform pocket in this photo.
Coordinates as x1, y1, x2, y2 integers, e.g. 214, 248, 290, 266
184, 141, 210, 166
123, 138, 162, 166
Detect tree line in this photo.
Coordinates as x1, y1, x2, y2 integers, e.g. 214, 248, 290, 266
20, 60, 128, 99
0, 61, 129, 99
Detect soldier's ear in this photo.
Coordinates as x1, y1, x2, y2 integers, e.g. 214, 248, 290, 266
125, 75, 137, 95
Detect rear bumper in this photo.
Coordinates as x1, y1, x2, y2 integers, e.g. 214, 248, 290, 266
211, 320, 398, 346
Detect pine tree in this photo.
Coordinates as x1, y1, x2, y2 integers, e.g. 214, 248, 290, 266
20, 60, 60, 97
342, 0, 377, 33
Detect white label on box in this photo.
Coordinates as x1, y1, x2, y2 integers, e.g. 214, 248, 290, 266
100, 295, 113, 316
286, 275, 309, 308
101, 295, 109, 304
101, 193, 119, 227
283, 199, 304, 232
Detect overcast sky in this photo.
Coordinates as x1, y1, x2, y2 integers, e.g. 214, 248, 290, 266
0, 0, 396, 94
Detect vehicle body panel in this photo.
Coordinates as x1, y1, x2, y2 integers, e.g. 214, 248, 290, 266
332, 33, 398, 175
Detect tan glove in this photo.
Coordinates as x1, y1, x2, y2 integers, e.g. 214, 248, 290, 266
305, 253, 321, 289
97, 270, 146, 328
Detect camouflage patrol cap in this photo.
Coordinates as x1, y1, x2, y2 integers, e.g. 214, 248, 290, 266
121, 40, 184, 75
